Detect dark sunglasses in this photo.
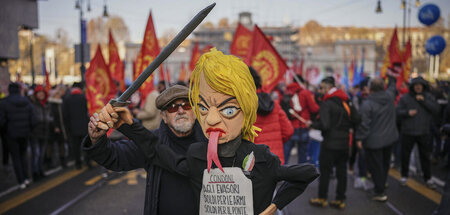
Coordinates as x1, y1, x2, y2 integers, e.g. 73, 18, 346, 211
166, 102, 192, 113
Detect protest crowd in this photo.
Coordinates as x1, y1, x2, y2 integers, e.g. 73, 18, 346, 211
1, 2, 449, 214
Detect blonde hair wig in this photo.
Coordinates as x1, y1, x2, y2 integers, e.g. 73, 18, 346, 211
189, 48, 260, 142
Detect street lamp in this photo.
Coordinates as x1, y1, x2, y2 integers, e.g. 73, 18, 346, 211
103, 0, 109, 18
376, 0, 382, 13
401, 0, 420, 46
74, 0, 90, 86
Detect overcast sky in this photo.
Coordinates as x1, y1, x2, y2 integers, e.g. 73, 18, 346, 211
36, 0, 450, 44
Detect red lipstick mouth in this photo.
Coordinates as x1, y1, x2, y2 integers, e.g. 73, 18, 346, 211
206, 128, 226, 137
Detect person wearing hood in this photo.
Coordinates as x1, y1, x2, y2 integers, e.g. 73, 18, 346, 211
0, 83, 36, 188
310, 76, 360, 209
30, 85, 54, 180
397, 76, 440, 188
284, 75, 319, 164
355, 76, 398, 202
250, 67, 294, 164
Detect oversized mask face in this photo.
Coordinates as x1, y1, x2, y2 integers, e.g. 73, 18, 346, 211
197, 72, 244, 144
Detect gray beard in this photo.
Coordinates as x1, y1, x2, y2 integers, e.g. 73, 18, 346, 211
171, 115, 193, 134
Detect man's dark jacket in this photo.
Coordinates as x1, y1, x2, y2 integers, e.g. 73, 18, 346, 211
82, 120, 206, 215
397, 77, 440, 136
0, 93, 36, 138
356, 77, 398, 149
63, 89, 89, 137
312, 88, 360, 150
121, 122, 319, 214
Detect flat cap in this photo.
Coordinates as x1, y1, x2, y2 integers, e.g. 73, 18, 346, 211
155, 85, 189, 110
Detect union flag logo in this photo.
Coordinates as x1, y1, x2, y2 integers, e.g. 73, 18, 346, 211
87, 68, 111, 98
235, 35, 251, 56
251, 50, 279, 88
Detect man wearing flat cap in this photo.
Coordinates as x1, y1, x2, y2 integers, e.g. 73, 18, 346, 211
83, 84, 206, 215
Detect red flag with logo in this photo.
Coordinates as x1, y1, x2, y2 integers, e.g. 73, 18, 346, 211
135, 12, 160, 103
245, 25, 288, 92
85, 45, 117, 115
108, 30, 125, 92
230, 23, 252, 59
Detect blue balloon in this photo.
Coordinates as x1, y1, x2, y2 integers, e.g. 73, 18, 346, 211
425, 35, 446, 55
418, 4, 440, 26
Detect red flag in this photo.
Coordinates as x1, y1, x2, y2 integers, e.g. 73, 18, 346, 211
381, 28, 402, 78
134, 52, 142, 81
108, 30, 125, 92
159, 64, 165, 81
245, 25, 288, 92
230, 23, 252, 59
201, 45, 213, 54
189, 42, 200, 71
179, 62, 187, 82
292, 58, 298, 75
402, 38, 412, 83
85, 45, 117, 115
189, 43, 212, 72
135, 12, 160, 103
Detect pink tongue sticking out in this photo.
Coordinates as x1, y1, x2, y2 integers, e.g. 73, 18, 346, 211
207, 131, 224, 173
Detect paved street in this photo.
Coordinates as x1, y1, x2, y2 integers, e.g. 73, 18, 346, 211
0, 155, 444, 215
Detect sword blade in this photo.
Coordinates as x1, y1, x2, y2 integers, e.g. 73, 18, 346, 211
110, 3, 216, 106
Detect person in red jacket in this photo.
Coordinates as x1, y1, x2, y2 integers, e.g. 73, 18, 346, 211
250, 67, 294, 164
284, 76, 319, 164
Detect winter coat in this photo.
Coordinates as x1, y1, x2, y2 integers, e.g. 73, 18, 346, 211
83, 120, 206, 215
137, 90, 161, 130
397, 77, 440, 136
49, 97, 68, 141
442, 104, 450, 134
286, 82, 319, 128
356, 77, 399, 149
63, 88, 89, 137
254, 92, 294, 163
31, 99, 54, 139
122, 122, 319, 214
312, 88, 360, 150
0, 94, 36, 138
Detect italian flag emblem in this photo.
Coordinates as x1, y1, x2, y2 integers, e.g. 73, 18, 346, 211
242, 151, 255, 172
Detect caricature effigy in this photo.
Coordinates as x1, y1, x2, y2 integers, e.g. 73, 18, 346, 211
95, 48, 319, 215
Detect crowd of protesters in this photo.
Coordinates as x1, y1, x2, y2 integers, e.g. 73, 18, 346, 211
0, 82, 90, 189
274, 72, 450, 211
1, 67, 450, 214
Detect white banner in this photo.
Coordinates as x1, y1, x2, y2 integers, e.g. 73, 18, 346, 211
199, 167, 253, 215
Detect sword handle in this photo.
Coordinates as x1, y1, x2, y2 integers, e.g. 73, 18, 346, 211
109, 99, 130, 107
